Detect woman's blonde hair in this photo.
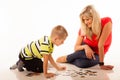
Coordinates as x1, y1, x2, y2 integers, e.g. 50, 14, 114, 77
80, 5, 101, 40
51, 25, 68, 39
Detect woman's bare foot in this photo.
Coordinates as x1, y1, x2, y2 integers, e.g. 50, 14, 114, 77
56, 56, 67, 63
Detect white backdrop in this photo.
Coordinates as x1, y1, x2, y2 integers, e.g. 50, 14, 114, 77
0, 0, 120, 69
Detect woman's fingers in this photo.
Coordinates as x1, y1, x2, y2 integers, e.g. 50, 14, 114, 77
100, 65, 114, 70
91, 53, 96, 60
86, 52, 95, 60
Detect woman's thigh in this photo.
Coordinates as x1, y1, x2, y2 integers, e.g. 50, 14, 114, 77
67, 50, 87, 62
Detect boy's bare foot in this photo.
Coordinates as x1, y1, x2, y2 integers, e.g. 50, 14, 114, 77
56, 56, 67, 63
26, 73, 40, 77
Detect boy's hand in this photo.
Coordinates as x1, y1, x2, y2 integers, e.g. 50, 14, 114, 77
44, 73, 55, 78
57, 66, 66, 71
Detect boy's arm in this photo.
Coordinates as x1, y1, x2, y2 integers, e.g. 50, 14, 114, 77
43, 54, 55, 78
43, 54, 49, 75
49, 54, 60, 70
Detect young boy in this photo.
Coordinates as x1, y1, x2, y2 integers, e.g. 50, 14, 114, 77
10, 25, 68, 78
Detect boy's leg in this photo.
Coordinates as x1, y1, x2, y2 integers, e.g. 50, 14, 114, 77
26, 72, 40, 77
24, 58, 43, 73
30, 58, 43, 73
17, 60, 24, 72
10, 59, 20, 70
10, 64, 17, 70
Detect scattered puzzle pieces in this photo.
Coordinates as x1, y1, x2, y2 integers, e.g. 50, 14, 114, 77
55, 69, 97, 78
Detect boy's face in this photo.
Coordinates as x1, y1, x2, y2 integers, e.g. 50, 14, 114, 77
53, 36, 66, 46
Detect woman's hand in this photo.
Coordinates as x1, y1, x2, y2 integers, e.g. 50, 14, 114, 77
100, 65, 114, 70
84, 45, 95, 60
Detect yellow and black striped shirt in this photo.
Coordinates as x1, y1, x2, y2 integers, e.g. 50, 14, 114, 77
20, 36, 54, 60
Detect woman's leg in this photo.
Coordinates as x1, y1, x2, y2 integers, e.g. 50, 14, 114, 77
71, 54, 99, 68
56, 55, 67, 63
57, 50, 99, 68
56, 50, 86, 63
67, 50, 87, 62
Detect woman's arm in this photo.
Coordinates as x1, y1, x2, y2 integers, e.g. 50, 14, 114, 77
74, 35, 84, 51
98, 21, 112, 62
98, 21, 113, 70
74, 35, 95, 59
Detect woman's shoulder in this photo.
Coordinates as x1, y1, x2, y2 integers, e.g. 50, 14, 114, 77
101, 17, 112, 23
101, 17, 112, 27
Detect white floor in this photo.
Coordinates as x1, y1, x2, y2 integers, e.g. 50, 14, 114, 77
0, 60, 120, 80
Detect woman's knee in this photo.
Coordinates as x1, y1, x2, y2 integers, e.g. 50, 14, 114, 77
75, 62, 89, 68
72, 59, 97, 68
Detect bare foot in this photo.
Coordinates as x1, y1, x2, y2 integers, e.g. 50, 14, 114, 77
56, 56, 67, 63
26, 73, 40, 77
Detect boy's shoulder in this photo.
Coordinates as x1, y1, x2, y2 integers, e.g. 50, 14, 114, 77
39, 36, 51, 44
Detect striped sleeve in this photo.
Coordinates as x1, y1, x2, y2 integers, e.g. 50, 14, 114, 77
40, 36, 50, 54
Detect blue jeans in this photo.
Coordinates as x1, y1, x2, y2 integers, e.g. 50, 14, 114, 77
66, 50, 99, 68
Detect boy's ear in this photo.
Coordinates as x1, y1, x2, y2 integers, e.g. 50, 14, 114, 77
54, 35, 59, 40
52, 36, 57, 42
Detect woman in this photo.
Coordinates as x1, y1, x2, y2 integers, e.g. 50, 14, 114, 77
56, 5, 114, 70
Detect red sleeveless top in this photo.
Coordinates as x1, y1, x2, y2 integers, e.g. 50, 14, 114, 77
79, 17, 112, 54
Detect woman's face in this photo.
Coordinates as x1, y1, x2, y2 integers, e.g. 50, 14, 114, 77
82, 15, 92, 28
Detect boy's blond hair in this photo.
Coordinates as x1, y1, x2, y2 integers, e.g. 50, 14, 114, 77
51, 25, 68, 39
